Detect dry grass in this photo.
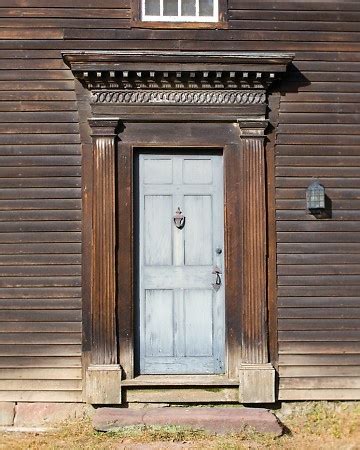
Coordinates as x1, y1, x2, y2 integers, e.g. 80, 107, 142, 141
0, 402, 359, 449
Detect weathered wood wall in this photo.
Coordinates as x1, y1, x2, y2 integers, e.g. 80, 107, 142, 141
0, 0, 359, 401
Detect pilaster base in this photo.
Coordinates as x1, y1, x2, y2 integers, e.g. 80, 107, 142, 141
239, 363, 275, 404
86, 365, 122, 404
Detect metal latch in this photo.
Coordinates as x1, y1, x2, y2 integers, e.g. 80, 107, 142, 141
212, 266, 222, 292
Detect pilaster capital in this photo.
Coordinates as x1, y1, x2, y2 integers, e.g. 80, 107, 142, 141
237, 119, 269, 138
88, 117, 119, 138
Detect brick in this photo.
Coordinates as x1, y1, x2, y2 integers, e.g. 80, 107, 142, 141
14, 403, 94, 427
0, 402, 15, 426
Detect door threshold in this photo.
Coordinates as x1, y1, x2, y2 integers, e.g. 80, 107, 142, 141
122, 375, 239, 387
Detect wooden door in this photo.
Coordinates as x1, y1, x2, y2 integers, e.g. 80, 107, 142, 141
137, 152, 225, 375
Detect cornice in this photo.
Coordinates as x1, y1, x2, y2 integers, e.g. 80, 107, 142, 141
62, 50, 294, 92
62, 50, 294, 69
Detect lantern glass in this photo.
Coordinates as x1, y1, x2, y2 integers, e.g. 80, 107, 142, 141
306, 181, 325, 211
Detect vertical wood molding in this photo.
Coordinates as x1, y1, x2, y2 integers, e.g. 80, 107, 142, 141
86, 118, 122, 403
117, 143, 134, 379
267, 93, 281, 370
239, 120, 269, 365
89, 119, 119, 366
92, 134, 117, 365
238, 120, 275, 403
224, 144, 243, 380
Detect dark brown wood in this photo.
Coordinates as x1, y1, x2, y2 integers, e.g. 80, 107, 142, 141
0, 298, 81, 309
131, 21, 228, 30
117, 143, 134, 378
2, 0, 360, 403
279, 330, 360, 341
266, 93, 280, 371
224, 144, 243, 379
76, 79, 93, 392
63, 49, 293, 73
0, 310, 81, 321
278, 318, 360, 331
239, 121, 269, 365
89, 120, 119, 366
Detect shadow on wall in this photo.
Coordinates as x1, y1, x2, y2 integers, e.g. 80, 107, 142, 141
277, 63, 311, 95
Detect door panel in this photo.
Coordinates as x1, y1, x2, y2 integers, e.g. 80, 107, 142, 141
144, 158, 173, 185
184, 195, 213, 266
145, 289, 174, 357
144, 195, 172, 266
184, 289, 213, 357
138, 152, 225, 374
183, 158, 213, 185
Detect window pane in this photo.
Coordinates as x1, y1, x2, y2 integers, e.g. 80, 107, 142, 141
181, 0, 196, 16
164, 0, 178, 16
145, 0, 160, 15
199, 0, 213, 16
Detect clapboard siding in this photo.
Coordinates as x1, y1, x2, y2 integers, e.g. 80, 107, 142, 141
1, 0, 359, 401
272, 2, 360, 398
0, 3, 85, 402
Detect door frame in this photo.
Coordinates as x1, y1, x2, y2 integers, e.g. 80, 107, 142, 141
118, 141, 241, 380
101, 119, 266, 383
84, 116, 277, 403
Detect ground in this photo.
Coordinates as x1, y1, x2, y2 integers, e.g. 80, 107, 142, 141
0, 402, 359, 449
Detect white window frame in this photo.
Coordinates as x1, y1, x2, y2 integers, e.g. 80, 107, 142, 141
141, 0, 218, 22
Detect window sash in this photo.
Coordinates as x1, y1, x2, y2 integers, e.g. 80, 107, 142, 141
141, 0, 218, 22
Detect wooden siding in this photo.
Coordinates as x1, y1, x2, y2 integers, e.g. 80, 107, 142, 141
0, 1, 84, 402
0, 0, 359, 401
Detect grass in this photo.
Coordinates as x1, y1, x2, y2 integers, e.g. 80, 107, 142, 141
0, 402, 360, 449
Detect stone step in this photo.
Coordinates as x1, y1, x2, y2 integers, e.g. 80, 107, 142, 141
93, 407, 283, 435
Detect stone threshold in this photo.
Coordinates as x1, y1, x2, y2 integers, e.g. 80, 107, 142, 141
93, 407, 283, 435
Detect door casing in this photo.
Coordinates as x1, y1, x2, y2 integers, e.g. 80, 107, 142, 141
115, 121, 255, 381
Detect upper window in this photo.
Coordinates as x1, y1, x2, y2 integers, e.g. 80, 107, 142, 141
142, 0, 218, 22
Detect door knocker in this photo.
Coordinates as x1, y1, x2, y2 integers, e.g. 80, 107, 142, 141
173, 207, 185, 229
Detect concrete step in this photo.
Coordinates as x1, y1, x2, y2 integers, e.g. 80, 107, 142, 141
93, 407, 283, 435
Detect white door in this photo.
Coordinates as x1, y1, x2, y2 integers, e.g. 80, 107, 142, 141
137, 152, 225, 374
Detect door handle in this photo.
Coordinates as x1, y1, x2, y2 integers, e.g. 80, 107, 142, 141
212, 266, 222, 292
173, 207, 185, 229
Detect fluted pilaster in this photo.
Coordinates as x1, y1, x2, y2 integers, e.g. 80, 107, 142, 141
89, 119, 119, 366
238, 120, 275, 403
86, 119, 122, 405
239, 121, 268, 365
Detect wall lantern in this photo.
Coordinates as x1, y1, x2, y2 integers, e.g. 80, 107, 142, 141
306, 180, 325, 214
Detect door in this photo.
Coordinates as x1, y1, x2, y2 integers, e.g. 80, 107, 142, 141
137, 152, 225, 374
